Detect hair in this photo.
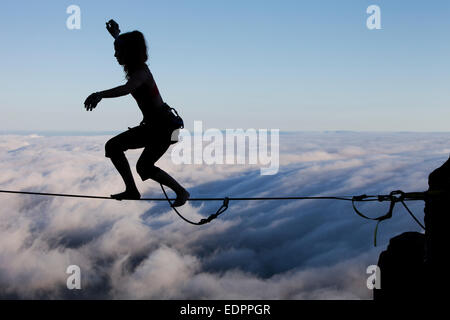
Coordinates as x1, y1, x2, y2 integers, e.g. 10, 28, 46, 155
114, 31, 148, 79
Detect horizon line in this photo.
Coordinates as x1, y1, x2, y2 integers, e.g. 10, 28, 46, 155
2, 130, 450, 136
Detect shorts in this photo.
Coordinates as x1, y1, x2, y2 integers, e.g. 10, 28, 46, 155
104, 123, 176, 180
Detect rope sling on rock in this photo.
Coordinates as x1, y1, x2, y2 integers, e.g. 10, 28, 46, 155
352, 190, 426, 246
0, 188, 429, 246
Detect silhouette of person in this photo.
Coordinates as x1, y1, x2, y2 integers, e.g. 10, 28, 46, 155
84, 19, 189, 207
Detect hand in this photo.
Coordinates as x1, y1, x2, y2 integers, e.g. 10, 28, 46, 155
84, 92, 102, 111
106, 19, 120, 39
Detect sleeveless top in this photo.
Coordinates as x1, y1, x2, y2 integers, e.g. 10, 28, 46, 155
130, 65, 166, 126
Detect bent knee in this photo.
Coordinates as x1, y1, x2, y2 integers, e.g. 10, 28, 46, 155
105, 139, 123, 158
136, 162, 159, 181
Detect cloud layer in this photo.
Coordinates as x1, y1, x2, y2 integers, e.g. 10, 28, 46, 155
0, 132, 448, 299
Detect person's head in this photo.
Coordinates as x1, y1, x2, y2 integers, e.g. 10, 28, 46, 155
114, 31, 148, 79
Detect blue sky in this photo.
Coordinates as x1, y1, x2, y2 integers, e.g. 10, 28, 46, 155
0, 1, 449, 132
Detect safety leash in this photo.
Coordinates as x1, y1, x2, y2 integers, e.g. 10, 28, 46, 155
160, 184, 230, 226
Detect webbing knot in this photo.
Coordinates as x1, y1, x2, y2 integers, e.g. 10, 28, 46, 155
352, 194, 368, 202
378, 190, 405, 203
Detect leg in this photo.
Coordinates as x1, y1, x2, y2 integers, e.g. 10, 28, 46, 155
109, 152, 140, 200
136, 139, 189, 207
105, 128, 145, 200
144, 166, 190, 207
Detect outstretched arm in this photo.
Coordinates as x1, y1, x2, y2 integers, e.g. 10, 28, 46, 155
98, 70, 146, 98
84, 70, 147, 111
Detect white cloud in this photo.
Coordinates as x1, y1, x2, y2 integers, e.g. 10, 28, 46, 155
0, 132, 447, 299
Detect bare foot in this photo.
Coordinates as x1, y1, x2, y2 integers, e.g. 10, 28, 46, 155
111, 188, 141, 201
172, 189, 190, 207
